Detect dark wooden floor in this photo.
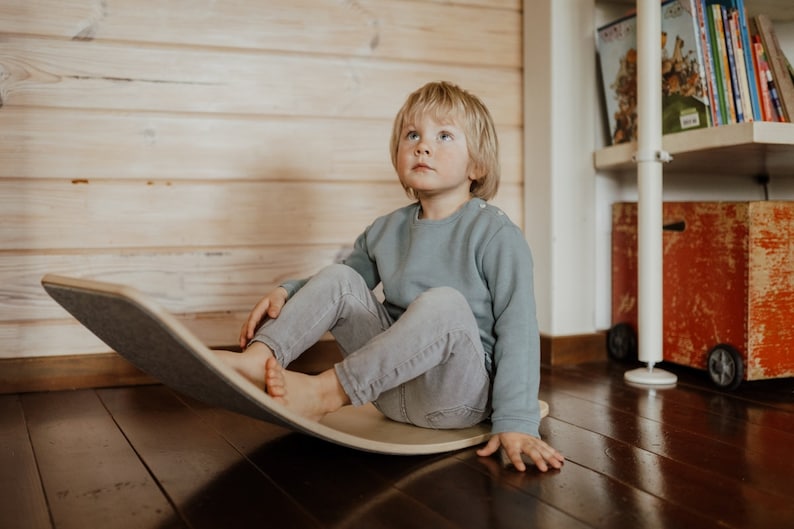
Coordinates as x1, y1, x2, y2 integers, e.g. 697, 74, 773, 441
3, 360, 794, 529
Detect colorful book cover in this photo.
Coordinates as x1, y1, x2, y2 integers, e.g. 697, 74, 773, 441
597, 0, 711, 144
733, 0, 762, 120
722, 7, 746, 122
752, 37, 778, 121
730, 10, 754, 121
696, 0, 722, 125
708, 0, 762, 120
755, 13, 794, 122
710, 4, 737, 122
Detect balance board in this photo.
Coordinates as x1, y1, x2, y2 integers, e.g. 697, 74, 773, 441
41, 274, 547, 455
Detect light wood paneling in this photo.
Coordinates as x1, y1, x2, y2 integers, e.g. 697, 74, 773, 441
0, 180, 523, 251
0, 36, 522, 125
0, 107, 523, 184
0, 0, 524, 362
0, 1, 520, 67
1, 312, 243, 359
0, 246, 347, 321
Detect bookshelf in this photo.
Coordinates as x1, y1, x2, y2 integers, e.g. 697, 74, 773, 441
595, 121, 794, 174
593, 0, 794, 385
595, 1, 794, 175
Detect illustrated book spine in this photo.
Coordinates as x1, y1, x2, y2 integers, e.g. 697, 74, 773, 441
696, 0, 723, 125
733, 0, 762, 120
754, 13, 794, 122
751, 36, 777, 121
729, 9, 754, 121
707, 4, 734, 123
719, 5, 744, 122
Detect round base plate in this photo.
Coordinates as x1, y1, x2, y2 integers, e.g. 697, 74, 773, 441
624, 366, 678, 386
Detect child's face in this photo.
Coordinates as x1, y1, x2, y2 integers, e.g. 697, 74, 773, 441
395, 113, 476, 202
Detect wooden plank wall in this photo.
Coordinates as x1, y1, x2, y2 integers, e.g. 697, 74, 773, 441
0, 0, 523, 361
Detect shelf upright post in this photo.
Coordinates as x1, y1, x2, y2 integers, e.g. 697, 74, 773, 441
625, 0, 677, 386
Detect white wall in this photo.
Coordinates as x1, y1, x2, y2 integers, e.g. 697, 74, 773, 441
524, 0, 598, 336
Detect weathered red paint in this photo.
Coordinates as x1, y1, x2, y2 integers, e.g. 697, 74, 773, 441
612, 202, 794, 381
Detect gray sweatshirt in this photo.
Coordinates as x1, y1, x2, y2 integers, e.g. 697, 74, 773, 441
284, 198, 542, 437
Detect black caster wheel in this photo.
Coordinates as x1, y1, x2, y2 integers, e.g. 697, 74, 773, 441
707, 344, 744, 390
607, 323, 638, 362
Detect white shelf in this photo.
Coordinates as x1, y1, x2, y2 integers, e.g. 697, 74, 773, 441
595, 1, 794, 177
594, 122, 794, 176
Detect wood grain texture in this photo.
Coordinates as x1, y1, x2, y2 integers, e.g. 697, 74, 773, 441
747, 202, 794, 379
0, 107, 523, 184
0, 0, 520, 67
0, 246, 347, 321
98, 386, 320, 529
0, 395, 52, 529
21, 390, 184, 529
0, 180, 523, 251
0, 311, 242, 359
0, 0, 524, 360
0, 35, 522, 125
612, 201, 794, 382
9, 361, 794, 528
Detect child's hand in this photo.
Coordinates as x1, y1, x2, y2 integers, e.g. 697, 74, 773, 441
239, 287, 289, 349
477, 432, 564, 472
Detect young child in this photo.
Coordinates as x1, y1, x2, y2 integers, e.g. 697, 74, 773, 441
219, 81, 564, 472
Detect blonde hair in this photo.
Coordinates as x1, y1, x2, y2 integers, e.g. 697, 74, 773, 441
389, 81, 500, 201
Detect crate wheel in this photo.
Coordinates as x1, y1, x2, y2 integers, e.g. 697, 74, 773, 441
607, 323, 637, 361
707, 344, 744, 390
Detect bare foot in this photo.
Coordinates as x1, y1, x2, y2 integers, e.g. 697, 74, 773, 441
214, 342, 275, 389
264, 357, 350, 422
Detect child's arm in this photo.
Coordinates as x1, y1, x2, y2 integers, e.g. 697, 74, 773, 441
479, 224, 564, 471
238, 287, 288, 348
238, 224, 380, 349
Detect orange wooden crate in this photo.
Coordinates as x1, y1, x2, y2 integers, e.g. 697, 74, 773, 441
610, 201, 794, 387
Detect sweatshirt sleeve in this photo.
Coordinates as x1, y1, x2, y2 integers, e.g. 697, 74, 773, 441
481, 224, 542, 438
341, 228, 381, 289
281, 227, 380, 299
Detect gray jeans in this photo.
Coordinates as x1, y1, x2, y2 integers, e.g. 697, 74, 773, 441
252, 264, 492, 429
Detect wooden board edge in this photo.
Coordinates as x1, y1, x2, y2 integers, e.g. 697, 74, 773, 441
541, 331, 608, 366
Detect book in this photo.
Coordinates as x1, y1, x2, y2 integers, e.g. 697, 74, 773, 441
707, 1, 762, 120
710, 4, 737, 122
695, 0, 723, 125
597, 0, 711, 144
705, 5, 731, 123
733, 1, 763, 120
754, 14, 794, 122
752, 36, 778, 121
728, 9, 753, 121
721, 6, 745, 122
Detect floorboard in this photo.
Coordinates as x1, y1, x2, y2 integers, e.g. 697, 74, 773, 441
6, 360, 794, 529
20, 390, 184, 529
0, 395, 52, 529
97, 386, 319, 529
188, 398, 462, 529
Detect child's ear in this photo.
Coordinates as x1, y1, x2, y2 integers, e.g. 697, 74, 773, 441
468, 162, 484, 182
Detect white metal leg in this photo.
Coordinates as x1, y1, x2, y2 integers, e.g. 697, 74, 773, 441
624, 0, 677, 386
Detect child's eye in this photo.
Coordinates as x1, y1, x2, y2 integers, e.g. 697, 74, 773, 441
406, 131, 420, 141
439, 132, 453, 141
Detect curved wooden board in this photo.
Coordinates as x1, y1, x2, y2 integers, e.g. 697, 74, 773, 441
42, 274, 518, 455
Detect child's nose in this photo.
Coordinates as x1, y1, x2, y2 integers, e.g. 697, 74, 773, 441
414, 142, 431, 155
